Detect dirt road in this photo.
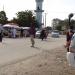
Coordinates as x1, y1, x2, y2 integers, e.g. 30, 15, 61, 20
0, 35, 65, 66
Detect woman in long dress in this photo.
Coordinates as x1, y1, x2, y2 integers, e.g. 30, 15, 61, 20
66, 29, 74, 52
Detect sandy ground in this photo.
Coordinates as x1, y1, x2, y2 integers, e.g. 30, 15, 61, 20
0, 46, 75, 75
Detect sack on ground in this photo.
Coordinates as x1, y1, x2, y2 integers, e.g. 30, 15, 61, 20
67, 52, 75, 67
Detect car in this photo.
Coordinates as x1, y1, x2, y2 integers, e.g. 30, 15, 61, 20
51, 30, 60, 38
35, 30, 41, 38
20, 27, 30, 37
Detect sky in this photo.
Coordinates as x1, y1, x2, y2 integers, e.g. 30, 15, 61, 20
0, 0, 75, 26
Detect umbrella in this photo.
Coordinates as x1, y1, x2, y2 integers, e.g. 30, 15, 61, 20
21, 27, 30, 29
3, 24, 19, 28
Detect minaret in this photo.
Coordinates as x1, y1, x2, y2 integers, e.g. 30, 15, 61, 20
35, 0, 44, 28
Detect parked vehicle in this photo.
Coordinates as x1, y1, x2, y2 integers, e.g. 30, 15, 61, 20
35, 30, 41, 38
20, 27, 30, 37
51, 30, 60, 38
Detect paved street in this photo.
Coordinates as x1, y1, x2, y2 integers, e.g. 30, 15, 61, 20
0, 35, 65, 67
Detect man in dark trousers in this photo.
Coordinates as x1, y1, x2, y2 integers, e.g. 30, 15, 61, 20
29, 23, 36, 47
40, 28, 46, 40
0, 25, 3, 42
0, 31, 3, 42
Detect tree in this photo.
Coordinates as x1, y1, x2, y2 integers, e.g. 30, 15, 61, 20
52, 18, 61, 30
0, 11, 8, 24
52, 18, 75, 31
63, 19, 69, 29
9, 17, 18, 24
16, 10, 38, 27
71, 19, 75, 29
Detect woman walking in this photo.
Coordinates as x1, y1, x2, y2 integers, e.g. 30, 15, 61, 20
65, 29, 74, 52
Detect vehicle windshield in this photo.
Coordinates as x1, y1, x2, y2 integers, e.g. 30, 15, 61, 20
53, 30, 59, 33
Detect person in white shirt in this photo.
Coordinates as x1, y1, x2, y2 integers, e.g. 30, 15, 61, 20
12, 28, 16, 38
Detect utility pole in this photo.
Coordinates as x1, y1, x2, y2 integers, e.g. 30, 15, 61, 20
45, 13, 47, 27
42, 14, 44, 28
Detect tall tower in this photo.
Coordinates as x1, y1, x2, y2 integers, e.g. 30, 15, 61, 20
35, 0, 44, 28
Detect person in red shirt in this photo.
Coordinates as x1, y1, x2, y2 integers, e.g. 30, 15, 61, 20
66, 29, 74, 52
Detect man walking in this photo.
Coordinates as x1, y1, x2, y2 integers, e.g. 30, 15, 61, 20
29, 23, 36, 47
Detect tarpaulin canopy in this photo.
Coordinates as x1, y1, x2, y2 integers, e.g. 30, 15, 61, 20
3, 24, 19, 28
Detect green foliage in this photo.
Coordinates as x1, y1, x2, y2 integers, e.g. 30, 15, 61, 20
15, 10, 38, 27
52, 18, 75, 31
52, 18, 61, 30
16, 11, 31, 26
0, 11, 8, 24
56, 25, 62, 31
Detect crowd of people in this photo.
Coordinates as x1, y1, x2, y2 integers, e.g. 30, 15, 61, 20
1, 23, 75, 67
